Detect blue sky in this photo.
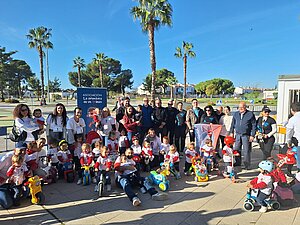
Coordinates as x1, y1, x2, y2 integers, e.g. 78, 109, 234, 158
1, 0, 300, 89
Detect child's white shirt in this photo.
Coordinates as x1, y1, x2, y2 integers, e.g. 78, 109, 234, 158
166, 151, 180, 163
74, 143, 82, 158
185, 149, 198, 164
160, 143, 170, 154
92, 148, 101, 159
131, 144, 142, 155
47, 147, 59, 163
96, 155, 111, 170
256, 173, 273, 195
80, 152, 93, 165
10, 163, 28, 185
118, 135, 128, 147
202, 144, 214, 157
222, 145, 235, 163
57, 150, 71, 163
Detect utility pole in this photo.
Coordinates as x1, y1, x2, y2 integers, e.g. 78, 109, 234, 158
46, 49, 50, 103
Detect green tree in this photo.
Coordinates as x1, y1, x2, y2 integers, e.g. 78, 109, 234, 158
68, 70, 92, 87
0, 47, 16, 101
195, 78, 235, 96
165, 75, 178, 99
174, 41, 196, 102
111, 69, 134, 95
143, 68, 176, 94
10, 60, 35, 98
26, 26, 53, 103
49, 77, 61, 92
73, 56, 86, 87
27, 76, 41, 100
131, 0, 173, 103
93, 53, 108, 87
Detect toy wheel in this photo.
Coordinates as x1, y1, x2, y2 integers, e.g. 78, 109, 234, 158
207, 164, 212, 173
271, 201, 280, 210
243, 201, 254, 211
194, 177, 198, 182
159, 183, 167, 192
98, 181, 104, 197
36, 192, 45, 205
83, 176, 87, 185
67, 173, 74, 183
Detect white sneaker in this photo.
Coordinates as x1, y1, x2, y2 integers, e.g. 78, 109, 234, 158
259, 206, 268, 213
106, 184, 111, 192
92, 177, 97, 184
152, 192, 168, 201
94, 185, 99, 192
77, 178, 82, 185
132, 197, 141, 206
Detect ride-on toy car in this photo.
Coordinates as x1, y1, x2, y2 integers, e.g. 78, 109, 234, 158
24, 175, 45, 205
147, 162, 170, 191
82, 165, 92, 185
243, 188, 280, 211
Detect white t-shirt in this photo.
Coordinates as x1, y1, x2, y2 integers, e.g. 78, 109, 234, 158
47, 115, 68, 132
57, 150, 71, 163
47, 147, 59, 163
67, 117, 86, 134
131, 144, 142, 155
222, 145, 235, 163
114, 156, 136, 176
201, 144, 214, 158
93, 148, 101, 159
185, 149, 198, 164
9, 163, 28, 185
15, 117, 40, 142
96, 155, 112, 171
100, 116, 115, 136
255, 173, 273, 195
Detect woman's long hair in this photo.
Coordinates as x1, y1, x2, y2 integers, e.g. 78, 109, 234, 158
50, 103, 67, 126
13, 104, 31, 119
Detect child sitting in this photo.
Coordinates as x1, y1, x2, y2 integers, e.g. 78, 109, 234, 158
184, 142, 199, 175
247, 160, 274, 213
25, 141, 46, 178
222, 136, 239, 177
165, 145, 181, 179
160, 136, 170, 163
47, 138, 59, 170
57, 140, 73, 178
141, 140, 154, 172
94, 146, 112, 192
33, 108, 45, 135
107, 131, 119, 162
6, 155, 30, 205
78, 143, 96, 185
118, 129, 130, 155
201, 139, 217, 172
131, 136, 142, 172
92, 140, 103, 163
144, 128, 161, 168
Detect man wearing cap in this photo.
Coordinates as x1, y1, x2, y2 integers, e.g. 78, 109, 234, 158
286, 102, 300, 172
166, 99, 178, 145
230, 101, 256, 170
256, 106, 277, 159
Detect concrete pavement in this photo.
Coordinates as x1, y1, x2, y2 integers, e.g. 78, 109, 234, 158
1, 145, 300, 225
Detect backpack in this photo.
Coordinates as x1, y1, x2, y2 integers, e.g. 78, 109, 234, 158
9, 120, 27, 142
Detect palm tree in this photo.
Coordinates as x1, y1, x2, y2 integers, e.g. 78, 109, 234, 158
26, 26, 53, 104
73, 57, 86, 87
131, 0, 172, 103
174, 41, 196, 102
93, 53, 107, 87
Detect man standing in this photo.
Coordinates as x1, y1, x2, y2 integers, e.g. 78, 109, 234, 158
186, 99, 204, 142
230, 102, 256, 170
151, 98, 167, 141
166, 99, 178, 145
140, 96, 153, 141
286, 102, 300, 172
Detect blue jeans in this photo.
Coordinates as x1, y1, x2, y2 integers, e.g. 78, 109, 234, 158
117, 172, 157, 202
102, 136, 109, 146
235, 134, 252, 169
256, 191, 269, 207
97, 170, 111, 185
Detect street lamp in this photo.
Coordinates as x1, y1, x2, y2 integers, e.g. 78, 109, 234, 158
46, 48, 50, 103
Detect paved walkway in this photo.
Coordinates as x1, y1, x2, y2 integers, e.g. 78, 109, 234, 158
1, 145, 300, 225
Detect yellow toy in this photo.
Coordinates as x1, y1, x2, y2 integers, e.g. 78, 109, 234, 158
190, 157, 209, 182
24, 175, 45, 204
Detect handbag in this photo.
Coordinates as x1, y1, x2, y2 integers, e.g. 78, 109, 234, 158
9, 120, 27, 142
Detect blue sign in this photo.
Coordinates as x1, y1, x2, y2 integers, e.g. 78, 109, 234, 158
77, 87, 107, 132
249, 99, 254, 104
0, 127, 7, 136
216, 99, 222, 106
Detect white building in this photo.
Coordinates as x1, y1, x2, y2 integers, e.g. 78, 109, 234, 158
166, 83, 195, 96
263, 90, 277, 100
277, 75, 300, 124
137, 84, 150, 96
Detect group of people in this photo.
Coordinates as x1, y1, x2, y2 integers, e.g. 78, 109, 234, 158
0, 98, 300, 208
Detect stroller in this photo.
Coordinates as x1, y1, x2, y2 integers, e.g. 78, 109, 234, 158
86, 130, 102, 146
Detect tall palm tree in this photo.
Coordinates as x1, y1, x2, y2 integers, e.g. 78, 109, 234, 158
26, 26, 53, 104
93, 53, 107, 87
73, 57, 86, 87
131, 0, 172, 103
174, 41, 196, 102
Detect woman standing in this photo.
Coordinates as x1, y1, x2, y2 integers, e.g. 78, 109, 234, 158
219, 106, 233, 148
13, 104, 40, 147
100, 107, 116, 146
123, 106, 139, 143
200, 105, 219, 124
46, 103, 68, 142
256, 106, 277, 159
